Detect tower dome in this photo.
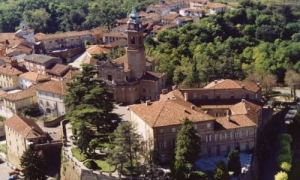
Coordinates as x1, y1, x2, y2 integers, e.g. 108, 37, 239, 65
127, 7, 141, 24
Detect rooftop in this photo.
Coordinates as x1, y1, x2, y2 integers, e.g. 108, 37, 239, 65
24, 54, 60, 64
36, 80, 67, 95
2, 85, 37, 101
19, 71, 50, 82
5, 114, 46, 139
204, 79, 260, 93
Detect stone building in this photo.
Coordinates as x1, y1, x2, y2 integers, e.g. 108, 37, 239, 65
129, 79, 262, 163
97, 7, 166, 104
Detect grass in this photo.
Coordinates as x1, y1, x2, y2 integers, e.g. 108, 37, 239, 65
71, 147, 88, 162
289, 153, 300, 180
95, 159, 115, 172
96, 141, 111, 150
0, 143, 6, 153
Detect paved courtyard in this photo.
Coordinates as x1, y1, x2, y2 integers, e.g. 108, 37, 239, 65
0, 161, 15, 180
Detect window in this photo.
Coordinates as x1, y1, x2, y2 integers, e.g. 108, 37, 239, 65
159, 141, 166, 149
220, 134, 223, 141
214, 134, 218, 141
194, 124, 198, 129
215, 113, 219, 117
246, 130, 249, 137
159, 129, 164, 133
207, 123, 211, 128
235, 131, 240, 138
107, 74, 112, 81
206, 134, 211, 142
226, 132, 230, 140
171, 127, 176, 133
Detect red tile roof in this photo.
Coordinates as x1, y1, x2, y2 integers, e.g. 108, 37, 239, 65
5, 115, 46, 139
130, 99, 215, 127
204, 79, 260, 93
215, 114, 256, 130
19, 72, 50, 82
2, 85, 37, 101
36, 80, 67, 95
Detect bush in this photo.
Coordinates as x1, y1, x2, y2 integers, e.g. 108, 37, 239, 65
277, 154, 292, 164
280, 146, 291, 155
280, 162, 291, 172
84, 160, 100, 170
278, 134, 292, 144
275, 171, 288, 180
189, 171, 208, 180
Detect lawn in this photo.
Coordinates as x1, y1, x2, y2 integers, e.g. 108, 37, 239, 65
289, 154, 300, 180
71, 147, 88, 162
0, 143, 6, 153
96, 141, 111, 150
95, 159, 115, 172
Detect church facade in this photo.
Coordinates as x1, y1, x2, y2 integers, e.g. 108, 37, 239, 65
97, 8, 166, 104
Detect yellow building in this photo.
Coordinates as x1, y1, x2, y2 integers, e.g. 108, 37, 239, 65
2, 85, 38, 116
0, 60, 28, 90
5, 115, 47, 168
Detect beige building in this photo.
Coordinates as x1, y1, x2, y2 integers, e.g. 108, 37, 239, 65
97, 8, 166, 104
5, 115, 47, 168
129, 80, 262, 163
23, 54, 62, 75
36, 81, 67, 117
18, 71, 50, 89
0, 60, 28, 90
2, 85, 38, 117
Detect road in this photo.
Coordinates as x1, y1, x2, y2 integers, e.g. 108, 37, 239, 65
273, 87, 300, 98
0, 161, 16, 180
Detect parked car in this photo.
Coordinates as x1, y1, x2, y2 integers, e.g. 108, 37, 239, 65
7, 174, 18, 180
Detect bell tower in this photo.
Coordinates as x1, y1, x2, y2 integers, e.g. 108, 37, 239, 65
125, 7, 146, 80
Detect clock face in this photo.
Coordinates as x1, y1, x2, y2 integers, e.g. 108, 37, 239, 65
129, 24, 134, 29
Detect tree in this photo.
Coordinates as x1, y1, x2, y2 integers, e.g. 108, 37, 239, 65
20, 146, 46, 180
77, 122, 93, 154
107, 122, 141, 177
275, 171, 288, 180
64, 64, 119, 133
214, 160, 230, 180
172, 118, 201, 180
227, 150, 241, 175
284, 70, 300, 99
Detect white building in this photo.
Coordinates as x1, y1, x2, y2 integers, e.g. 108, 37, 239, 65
179, 8, 204, 17
18, 71, 50, 89
205, 3, 226, 15
36, 81, 67, 117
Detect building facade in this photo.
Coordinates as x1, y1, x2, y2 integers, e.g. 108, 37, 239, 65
5, 115, 47, 168
23, 54, 62, 75
129, 80, 262, 163
36, 81, 67, 117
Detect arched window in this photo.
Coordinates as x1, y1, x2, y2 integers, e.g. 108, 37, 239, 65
131, 37, 135, 44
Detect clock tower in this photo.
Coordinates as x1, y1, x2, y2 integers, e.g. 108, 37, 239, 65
125, 7, 146, 80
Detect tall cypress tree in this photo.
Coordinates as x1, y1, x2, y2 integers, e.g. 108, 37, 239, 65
172, 118, 201, 180
214, 160, 230, 180
227, 150, 241, 175
64, 64, 119, 133
20, 146, 46, 180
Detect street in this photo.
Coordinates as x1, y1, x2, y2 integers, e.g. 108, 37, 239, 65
0, 161, 16, 180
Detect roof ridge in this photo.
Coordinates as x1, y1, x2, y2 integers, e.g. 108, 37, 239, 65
152, 100, 168, 127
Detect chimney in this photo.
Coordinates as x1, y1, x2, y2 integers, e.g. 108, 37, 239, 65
10, 59, 18, 67
241, 99, 245, 103
146, 100, 151, 106
184, 92, 188, 101
242, 84, 245, 89
257, 82, 260, 87
214, 80, 218, 84
191, 105, 195, 110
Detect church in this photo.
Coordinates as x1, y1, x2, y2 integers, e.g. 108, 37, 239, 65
97, 8, 166, 104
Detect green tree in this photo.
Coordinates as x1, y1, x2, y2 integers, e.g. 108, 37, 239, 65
107, 122, 141, 177
172, 118, 200, 180
227, 150, 241, 175
64, 64, 118, 133
214, 160, 230, 180
23, 8, 51, 33
77, 122, 93, 154
20, 146, 46, 180
274, 171, 288, 180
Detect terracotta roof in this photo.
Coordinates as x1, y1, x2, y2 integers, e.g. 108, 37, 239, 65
103, 39, 127, 48
230, 100, 261, 124
0, 64, 27, 76
5, 115, 46, 139
130, 98, 215, 127
162, 23, 179, 29
2, 85, 37, 101
205, 3, 226, 8
113, 55, 127, 65
91, 28, 107, 35
36, 80, 67, 95
87, 45, 110, 55
0, 90, 7, 96
200, 104, 233, 109
46, 64, 70, 76
162, 14, 180, 20
160, 89, 184, 101
103, 32, 127, 38
63, 68, 80, 80
215, 115, 256, 130
141, 71, 164, 82
204, 79, 260, 93
19, 72, 50, 82
35, 30, 91, 41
